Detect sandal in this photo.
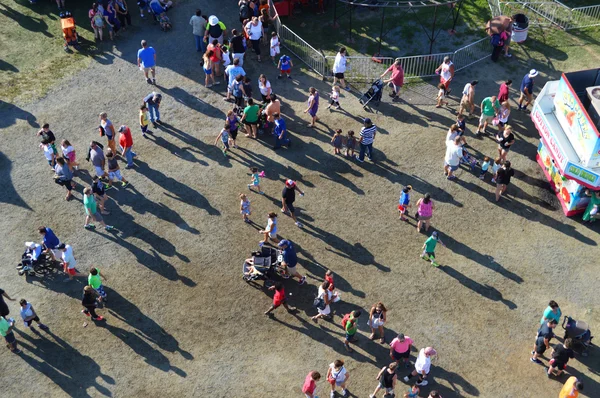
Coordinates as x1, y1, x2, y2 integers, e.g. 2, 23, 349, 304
369, 333, 375, 340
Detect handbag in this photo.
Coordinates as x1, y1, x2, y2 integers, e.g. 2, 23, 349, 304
313, 296, 326, 310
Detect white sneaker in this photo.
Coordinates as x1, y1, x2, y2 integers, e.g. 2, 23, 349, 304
370, 395, 376, 398
330, 392, 335, 398
295, 221, 303, 228
403, 376, 410, 382
417, 380, 428, 386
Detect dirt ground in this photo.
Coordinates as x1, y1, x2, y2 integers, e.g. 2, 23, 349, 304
0, 1, 599, 397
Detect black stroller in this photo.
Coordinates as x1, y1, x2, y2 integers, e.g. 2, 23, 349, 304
242, 246, 286, 284
359, 79, 384, 109
562, 315, 594, 356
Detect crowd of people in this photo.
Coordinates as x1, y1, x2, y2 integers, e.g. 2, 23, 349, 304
4, 2, 596, 398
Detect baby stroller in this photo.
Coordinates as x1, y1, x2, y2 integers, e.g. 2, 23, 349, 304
460, 146, 480, 171
359, 79, 384, 109
562, 315, 594, 356
16, 244, 56, 277
60, 11, 80, 52
242, 246, 286, 284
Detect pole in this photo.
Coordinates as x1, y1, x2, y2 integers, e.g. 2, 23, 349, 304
333, 0, 339, 28
450, 0, 464, 33
348, 4, 353, 43
377, 7, 385, 55
429, 5, 438, 54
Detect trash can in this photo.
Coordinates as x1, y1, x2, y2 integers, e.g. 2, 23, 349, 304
512, 13, 529, 43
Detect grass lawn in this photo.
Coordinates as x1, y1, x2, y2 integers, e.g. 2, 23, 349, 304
282, 0, 493, 57
0, 1, 95, 104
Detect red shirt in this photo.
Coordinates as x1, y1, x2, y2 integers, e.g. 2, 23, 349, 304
273, 287, 285, 306
302, 373, 316, 394
386, 64, 404, 87
498, 83, 509, 103
119, 127, 133, 148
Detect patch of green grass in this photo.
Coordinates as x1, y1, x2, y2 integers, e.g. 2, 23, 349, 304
0, 1, 95, 104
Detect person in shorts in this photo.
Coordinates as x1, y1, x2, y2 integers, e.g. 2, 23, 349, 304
390, 333, 413, 367
83, 188, 114, 231
259, 212, 279, 246
137, 39, 157, 84
19, 299, 49, 331
530, 319, 557, 364
91, 175, 110, 215
281, 179, 304, 227
476, 95, 500, 136
369, 362, 397, 398
264, 281, 295, 316
106, 149, 129, 187
277, 240, 306, 284
548, 338, 575, 377
327, 359, 351, 397
89, 141, 108, 180
302, 371, 321, 398
59, 243, 84, 282
277, 54, 293, 79
0, 316, 20, 354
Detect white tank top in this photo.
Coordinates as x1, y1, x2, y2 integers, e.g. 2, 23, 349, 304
441, 62, 453, 81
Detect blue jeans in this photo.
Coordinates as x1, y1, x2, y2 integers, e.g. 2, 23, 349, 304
121, 146, 136, 166
358, 142, 373, 161
274, 132, 290, 149
147, 103, 160, 123
194, 35, 205, 53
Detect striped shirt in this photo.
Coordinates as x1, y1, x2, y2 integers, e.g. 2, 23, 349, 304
360, 125, 377, 145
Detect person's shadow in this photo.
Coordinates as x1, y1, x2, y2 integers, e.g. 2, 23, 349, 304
15, 329, 115, 397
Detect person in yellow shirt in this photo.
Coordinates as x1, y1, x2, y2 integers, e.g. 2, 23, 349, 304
139, 104, 150, 138
559, 376, 583, 398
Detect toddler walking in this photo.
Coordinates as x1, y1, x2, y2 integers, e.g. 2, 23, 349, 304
436, 83, 448, 107
214, 123, 231, 156
479, 156, 491, 180
247, 167, 264, 194
345, 130, 357, 158
270, 32, 280, 64
327, 85, 341, 110
331, 129, 343, 155
139, 104, 150, 138
491, 157, 502, 183
398, 185, 412, 221
239, 193, 251, 223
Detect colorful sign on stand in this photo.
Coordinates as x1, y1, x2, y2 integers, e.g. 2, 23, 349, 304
553, 75, 600, 167
532, 109, 567, 170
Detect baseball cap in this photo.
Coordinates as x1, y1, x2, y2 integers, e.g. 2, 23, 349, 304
278, 239, 290, 247
285, 179, 296, 188
118, 125, 127, 132
425, 347, 437, 356
364, 117, 372, 125
25, 242, 35, 249
58, 243, 66, 250
432, 231, 438, 238
398, 333, 405, 340
209, 15, 219, 26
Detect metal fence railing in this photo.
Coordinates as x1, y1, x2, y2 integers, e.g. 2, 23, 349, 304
493, 0, 600, 30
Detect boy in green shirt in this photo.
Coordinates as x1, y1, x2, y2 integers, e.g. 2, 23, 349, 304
88, 267, 108, 301
83, 187, 114, 230
476, 95, 500, 136
421, 231, 445, 267
0, 316, 20, 354
343, 310, 361, 352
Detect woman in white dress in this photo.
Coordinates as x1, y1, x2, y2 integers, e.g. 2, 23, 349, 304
311, 280, 332, 322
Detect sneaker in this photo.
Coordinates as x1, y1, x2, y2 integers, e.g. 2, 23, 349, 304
491, 178, 496, 183
146, 78, 152, 84
432, 261, 439, 267
403, 376, 410, 382
417, 380, 428, 386
84, 224, 96, 229
105, 225, 114, 230
142, 133, 147, 138
258, 191, 264, 195
215, 81, 221, 85
354, 155, 364, 163
287, 75, 292, 79
258, 241, 265, 248
152, 79, 156, 85
421, 255, 430, 261
530, 358, 542, 364
12, 349, 22, 354
92, 316, 105, 321
330, 392, 335, 398
82, 310, 91, 317
344, 86, 351, 91
125, 165, 134, 169
517, 105, 523, 111
299, 276, 306, 285
122, 182, 129, 188
295, 221, 304, 228
479, 175, 485, 180
104, 184, 114, 190
277, 75, 282, 79
369, 394, 376, 398
447, 175, 457, 180
39, 324, 49, 330
342, 389, 349, 397
504, 53, 512, 57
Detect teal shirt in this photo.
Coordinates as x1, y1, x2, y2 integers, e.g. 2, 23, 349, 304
540, 306, 561, 324
424, 236, 438, 253
0, 317, 11, 337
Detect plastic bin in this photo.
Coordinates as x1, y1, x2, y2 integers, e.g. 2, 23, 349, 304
512, 13, 529, 43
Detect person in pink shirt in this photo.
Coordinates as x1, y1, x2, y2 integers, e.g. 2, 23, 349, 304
497, 79, 512, 103
380, 58, 404, 98
302, 371, 321, 398
389, 333, 413, 367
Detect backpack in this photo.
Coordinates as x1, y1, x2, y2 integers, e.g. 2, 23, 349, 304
313, 296, 325, 310
94, 13, 104, 27
240, 2, 250, 19
341, 313, 353, 328
490, 33, 502, 47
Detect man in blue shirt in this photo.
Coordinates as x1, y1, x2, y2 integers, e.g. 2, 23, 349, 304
38, 226, 60, 261
137, 40, 157, 85
224, 58, 246, 101
518, 68, 538, 111
278, 240, 306, 285
273, 112, 290, 150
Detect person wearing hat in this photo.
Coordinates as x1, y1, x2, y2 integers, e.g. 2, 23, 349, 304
357, 118, 377, 162
137, 39, 157, 85
281, 179, 305, 228
518, 69, 538, 111
380, 58, 404, 98
389, 333, 414, 367
403, 347, 437, 386
398, 185, 412, 221
420, 231, 445, 267
118, 125, 136, 169
278, 240, 306, 284
205, 15, 227, 45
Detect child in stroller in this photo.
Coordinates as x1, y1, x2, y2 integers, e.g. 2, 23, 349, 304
158, 12, 172, 31
460, 146, 479, 171
242, 246, 285, 283
562, 315, 594, 356
149, 0, 173, 27
60, 11, 80, 52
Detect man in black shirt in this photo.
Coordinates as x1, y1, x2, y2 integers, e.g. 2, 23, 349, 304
230, 29, 246, 67
281, 179, 305, 228
530, 319, 557, 364
37, 123, 57, 155
548, 338, 575, 377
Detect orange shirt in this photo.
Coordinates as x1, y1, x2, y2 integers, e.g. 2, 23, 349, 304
559, 377, 579, 398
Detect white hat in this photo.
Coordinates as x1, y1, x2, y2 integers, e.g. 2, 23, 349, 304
25, 241, 35, 249
529, 69, 539, 78
209, 15, 219, 26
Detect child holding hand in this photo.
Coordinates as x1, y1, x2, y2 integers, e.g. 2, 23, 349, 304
436, 83, 448, 108
331, 129, 343, 155
345, 130, 357, 158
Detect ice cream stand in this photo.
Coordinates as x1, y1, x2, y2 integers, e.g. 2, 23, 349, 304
532, 68, 600, 216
